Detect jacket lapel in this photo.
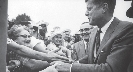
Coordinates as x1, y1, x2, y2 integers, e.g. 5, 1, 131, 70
96, 17, 120, 58
88, 27, 98, 63
89, 27, 98, 52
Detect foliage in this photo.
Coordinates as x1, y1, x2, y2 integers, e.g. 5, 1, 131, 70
14, 13, 31, 24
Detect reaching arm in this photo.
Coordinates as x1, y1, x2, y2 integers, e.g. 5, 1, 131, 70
7, 39, 68, 62
20, 58, 50, 71
7, 41, 51, 61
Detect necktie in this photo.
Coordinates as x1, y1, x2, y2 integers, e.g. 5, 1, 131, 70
95, 28, 102, 54
85, 42, 89, 54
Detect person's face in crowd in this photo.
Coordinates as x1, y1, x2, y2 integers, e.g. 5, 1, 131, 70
80, 24, 93, 40
85, 0, 103, 27
64, 31, 70, 36
53, 34, 62, 46
41, 24, 47, 29
27, 24, 35, 35
64, 36, 71, 42
70, 36, 75, 44
15, 30, 31, 47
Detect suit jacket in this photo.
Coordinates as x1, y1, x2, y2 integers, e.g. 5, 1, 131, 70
72, 40, 87, 63
72, 27, 98, 64
71, 17, 133, 72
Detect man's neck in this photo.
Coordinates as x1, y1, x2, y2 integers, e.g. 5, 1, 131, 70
98, 14, 113, 28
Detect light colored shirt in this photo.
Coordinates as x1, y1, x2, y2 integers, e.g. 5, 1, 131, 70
100, 17, 114, 41
63, 40, 69, 47
30, 36, 46, 49
83, 40, 87, 50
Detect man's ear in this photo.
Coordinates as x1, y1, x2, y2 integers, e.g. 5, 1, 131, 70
102, 3, 108, 13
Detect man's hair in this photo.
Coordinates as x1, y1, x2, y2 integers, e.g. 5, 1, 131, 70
85, 0, 116, 14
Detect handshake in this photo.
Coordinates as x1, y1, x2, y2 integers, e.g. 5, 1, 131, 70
40, 53, 87, 72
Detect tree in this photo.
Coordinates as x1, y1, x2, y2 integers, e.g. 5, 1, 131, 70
14, 13, 32, 24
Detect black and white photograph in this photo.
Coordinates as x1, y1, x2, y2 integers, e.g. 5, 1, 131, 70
0, 0, 133, 72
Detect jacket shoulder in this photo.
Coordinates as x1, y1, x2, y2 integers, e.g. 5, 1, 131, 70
117, 18, 133, 28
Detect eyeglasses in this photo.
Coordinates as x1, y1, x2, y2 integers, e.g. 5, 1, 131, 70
80, 28, 91, 32
18, 35, 32, 38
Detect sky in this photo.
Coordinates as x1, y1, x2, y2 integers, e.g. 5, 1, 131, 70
8, 0, 133, 36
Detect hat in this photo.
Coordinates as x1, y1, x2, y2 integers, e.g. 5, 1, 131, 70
50, 30, 63, 40
126, 0, 133, 18
38, 21, 49, 27
80, 22, 93, 30
63, 29, 71, 33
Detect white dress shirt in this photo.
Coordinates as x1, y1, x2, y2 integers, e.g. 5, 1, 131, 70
100, 17, 114, 41
83, 40, 87, 50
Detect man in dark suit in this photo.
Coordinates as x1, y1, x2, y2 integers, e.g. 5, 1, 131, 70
54, 0, 133, 72
72, 22, 94, 64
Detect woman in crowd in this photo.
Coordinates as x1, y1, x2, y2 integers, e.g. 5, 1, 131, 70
7, 24, 50, 72
7, 24, 69, 72
47, 33, 72, 62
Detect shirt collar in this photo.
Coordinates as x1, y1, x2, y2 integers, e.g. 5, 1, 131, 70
83, 40, 87, 44
101, 17, 114, 34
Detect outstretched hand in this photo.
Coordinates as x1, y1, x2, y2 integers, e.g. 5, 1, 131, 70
39, 63, 59, 72
50, 61, 71, 72
47, 52, 69, 62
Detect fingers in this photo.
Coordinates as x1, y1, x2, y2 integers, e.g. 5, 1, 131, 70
50, 61, 56, 65
9, 60, 20, 66
39, 63, 58, 72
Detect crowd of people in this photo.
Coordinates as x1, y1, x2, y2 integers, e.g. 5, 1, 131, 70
6, 0, 133, 72
7, 19, 82, 72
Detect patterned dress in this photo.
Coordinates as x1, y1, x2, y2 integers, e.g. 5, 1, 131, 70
7, 38, 38, 72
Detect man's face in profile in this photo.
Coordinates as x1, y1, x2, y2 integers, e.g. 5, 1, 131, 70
85, 0, 103, 26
